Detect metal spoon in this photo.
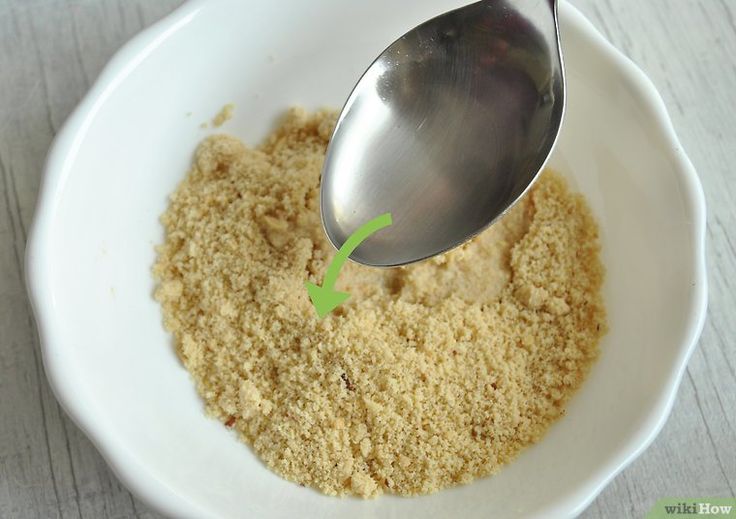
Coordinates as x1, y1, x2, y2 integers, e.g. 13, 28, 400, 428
320, 0, 564, 266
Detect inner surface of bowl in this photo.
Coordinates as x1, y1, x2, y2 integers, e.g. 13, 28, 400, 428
30, 1, 705, 517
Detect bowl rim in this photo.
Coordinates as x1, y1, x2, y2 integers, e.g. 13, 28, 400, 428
24, 1, 708, 517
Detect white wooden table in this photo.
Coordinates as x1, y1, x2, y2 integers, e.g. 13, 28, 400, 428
0, 1, 733, 517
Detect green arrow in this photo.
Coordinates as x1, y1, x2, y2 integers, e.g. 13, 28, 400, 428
305, 213, 392, 318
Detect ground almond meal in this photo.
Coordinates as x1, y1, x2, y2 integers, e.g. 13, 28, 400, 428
212, 103, 235, 128
153, 108, 607, 498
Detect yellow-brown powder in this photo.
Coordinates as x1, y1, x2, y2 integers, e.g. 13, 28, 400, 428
212, 103, 235, 128
153, 108, 606, 498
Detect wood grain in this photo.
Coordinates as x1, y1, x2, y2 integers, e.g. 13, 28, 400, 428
0, 4, 183, 518
0, 0, 733, 517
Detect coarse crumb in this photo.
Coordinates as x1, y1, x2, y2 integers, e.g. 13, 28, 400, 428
153, 108, 607, 498
212, 103, 235, 127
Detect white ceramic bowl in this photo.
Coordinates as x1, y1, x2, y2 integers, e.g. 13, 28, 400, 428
26, 1, 707, 517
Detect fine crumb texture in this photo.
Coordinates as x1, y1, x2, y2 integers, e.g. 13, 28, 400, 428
154, 108, 607, 498
212, 103, 235, 128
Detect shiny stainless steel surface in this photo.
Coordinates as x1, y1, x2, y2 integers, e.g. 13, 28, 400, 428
321, 0, 564, 266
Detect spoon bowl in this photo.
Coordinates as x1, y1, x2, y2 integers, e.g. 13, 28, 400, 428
321, 0, 564, 266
